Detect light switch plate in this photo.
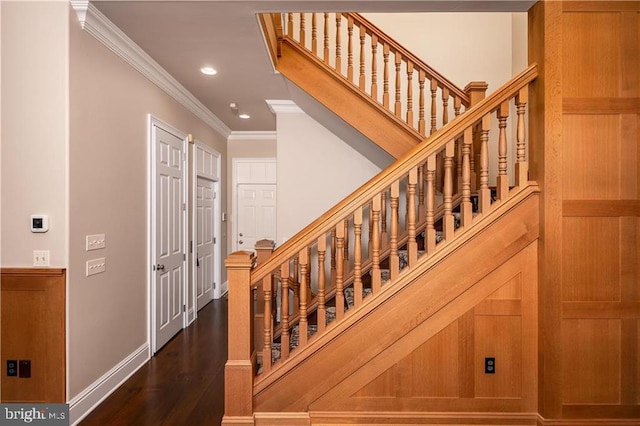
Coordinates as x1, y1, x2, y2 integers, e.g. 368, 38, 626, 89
33, 250, 50, 267
86, 258, 106, 276
86, 234, 106, 251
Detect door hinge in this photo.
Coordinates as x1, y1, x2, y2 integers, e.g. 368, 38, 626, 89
213, 282, 216, 289
182, 203, 186, 211
213, 237, 216, 244
183, 254, 186, 261
183, 305, 186, 313
189, 240, 193, 253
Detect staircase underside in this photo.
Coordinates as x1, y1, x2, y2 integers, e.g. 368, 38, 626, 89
277, 40, 423, 159
253, 187, 540, 419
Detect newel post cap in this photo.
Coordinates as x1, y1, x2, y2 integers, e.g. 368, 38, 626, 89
225, 251, 256, 269
255, 239, 276, 250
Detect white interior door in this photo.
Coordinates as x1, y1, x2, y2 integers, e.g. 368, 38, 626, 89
236, 184, 276, 252
153, 125, 185, 353
196, 177, 215, 310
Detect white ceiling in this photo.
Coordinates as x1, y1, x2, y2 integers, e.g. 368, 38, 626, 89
92, 1, 535, 133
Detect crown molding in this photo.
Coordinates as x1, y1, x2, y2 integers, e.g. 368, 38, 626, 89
228, 131, 277, 141
71, 1, 231, 138
266, 100, 304, 114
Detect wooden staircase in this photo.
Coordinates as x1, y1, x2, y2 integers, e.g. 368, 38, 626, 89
261, 13, 487, 159
224, 13, 540, 426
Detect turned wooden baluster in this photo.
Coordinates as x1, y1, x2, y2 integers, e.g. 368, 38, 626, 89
425, 155, 437, 252
443, 140, 456, 240
371, 35, 378, 101
383, 43, 390, 109
470, 132, 477, 193
347, 15, 354, 82
343, 219, 350, 272
280, 262, 290, 361
298, 249, 308, 347
323, 13, 329, 65
359, 25, 366, 91
262, 275, 273, 372
461, 128, 473, 228
515, 87, 529, 188
456, 137, 463, 194
287, 13, 293, 37
389, 181, 400, 280
497, 101, 510, 201
407, 168, 418, 267
454, 96, 462, 117
254, 240, 274, 362
335, 224, 345, 319
442, 88, 450, 126
353, 207, 363, 307
371, 194, 381, 293
330, 228, 336, 284
380, 190, 388, 249
478, 115, 492, 214
430, 78, 438, 134
418, 70, 426, 135
299, 13, 306, 47
335, 14, 342, 73
394, 52, 402, 118
311, 13, 318, 55
406, 61, 414, 128
306, 246, 311, 290
292, 256, 299, 315
317, 235, 326, 332
418, 164, 425, 224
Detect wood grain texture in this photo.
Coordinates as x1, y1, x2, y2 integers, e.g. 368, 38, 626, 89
249, 191, 539, 415
0, 268, 66, 403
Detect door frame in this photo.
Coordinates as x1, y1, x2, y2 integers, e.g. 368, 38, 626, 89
190, 141, 222, 319
231, 158, 277, 253
148, 115, 188, 354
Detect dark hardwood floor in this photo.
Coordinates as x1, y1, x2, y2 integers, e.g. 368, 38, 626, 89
80, 298, 227, 426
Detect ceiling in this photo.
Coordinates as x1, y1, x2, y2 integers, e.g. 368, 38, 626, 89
92, 1, 535, 133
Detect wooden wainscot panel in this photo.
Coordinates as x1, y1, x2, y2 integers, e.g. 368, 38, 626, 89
308, 241, 537, 416
1, 268, 66, 403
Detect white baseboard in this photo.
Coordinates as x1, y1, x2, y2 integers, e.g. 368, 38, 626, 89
69, 343, 150, 425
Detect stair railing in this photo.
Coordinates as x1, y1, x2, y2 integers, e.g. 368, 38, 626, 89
224, 64, 538, 423
274, 12, 475, 137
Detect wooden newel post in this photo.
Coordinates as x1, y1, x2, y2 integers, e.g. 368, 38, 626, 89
223, 250, 256, 426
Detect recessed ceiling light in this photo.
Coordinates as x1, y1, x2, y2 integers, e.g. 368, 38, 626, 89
239, 114, 250, 119
200, 66, 217, 76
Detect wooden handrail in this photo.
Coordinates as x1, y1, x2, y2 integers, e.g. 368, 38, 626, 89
251, 63, 538, 287
344, 13, 469, 107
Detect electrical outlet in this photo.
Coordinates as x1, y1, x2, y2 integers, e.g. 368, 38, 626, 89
7, 360, 17, 377
485, 357, 496, 374
33, 250, 50, 267
86, 258, 106, 276
86, 234, 106, 251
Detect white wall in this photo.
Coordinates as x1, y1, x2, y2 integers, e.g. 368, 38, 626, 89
1, 1, 69, 268
274, 104, 381, 244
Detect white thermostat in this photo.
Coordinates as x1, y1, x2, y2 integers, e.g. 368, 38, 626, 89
30, 215, 49, 233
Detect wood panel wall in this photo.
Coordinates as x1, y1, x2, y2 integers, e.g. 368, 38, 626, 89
530, 1, 640, 422
308, 242, 538, 425
1, 268, 66, 403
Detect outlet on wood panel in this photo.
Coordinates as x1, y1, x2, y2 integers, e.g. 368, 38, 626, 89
6, 360, 17, 377
485, 357, 496, 374
18, 360, 31, 378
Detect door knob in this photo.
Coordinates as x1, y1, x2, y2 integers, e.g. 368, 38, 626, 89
239, 233, 243, 237
239, 240, 244, 245
156, 264, 165, 271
